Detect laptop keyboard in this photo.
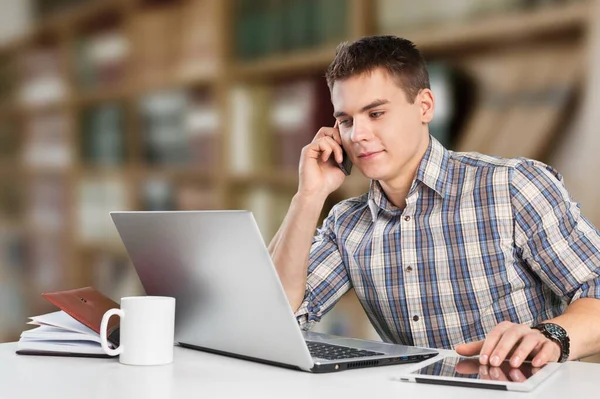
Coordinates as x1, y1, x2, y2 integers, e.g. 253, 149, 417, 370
306, 341, 384, 360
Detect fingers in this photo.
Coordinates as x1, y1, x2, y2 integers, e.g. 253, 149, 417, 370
455, 341, 484, 357
307, 136, 343, 164
531, 340, 561, 367
479, 321, 514, 365
509, 332, 543, 368
487, 323, 532, 367
479, 322, 561, 368
314, 125, 342, 146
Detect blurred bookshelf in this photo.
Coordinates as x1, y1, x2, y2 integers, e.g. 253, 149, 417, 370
1, 0, 599, 357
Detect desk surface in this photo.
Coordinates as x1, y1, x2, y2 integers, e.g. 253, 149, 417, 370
1, 342, 597, 399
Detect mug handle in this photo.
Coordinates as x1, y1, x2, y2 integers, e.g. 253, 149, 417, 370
100, 308, 124, 357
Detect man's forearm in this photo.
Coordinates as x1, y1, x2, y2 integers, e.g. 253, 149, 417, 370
546, 297, 600, 360
269, 193, 327, 312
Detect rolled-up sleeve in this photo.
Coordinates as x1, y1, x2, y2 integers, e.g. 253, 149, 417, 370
295, 207, 351, 330
511, 161, 600, 303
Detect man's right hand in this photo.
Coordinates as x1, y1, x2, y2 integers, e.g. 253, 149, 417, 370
298, 123, 347, 200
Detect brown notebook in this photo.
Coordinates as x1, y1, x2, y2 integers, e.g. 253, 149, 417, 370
42, 286, 121, 343
16, 287, 120, 358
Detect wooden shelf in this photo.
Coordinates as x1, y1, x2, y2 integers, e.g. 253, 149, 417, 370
230, 171, 299, 188
383, 2, 590, 55
81, 166, 135, 180
74, 71, 217, 106
22, 165, 72, 176
31, 0, 123, 36
79, 241, 128, 257
75, 87, 132, 106
134, 72, 218, 96
139, 167, 221, 182
232, 45, 338, 80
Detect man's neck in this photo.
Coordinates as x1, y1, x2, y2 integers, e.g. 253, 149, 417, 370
379, 133, 430, 209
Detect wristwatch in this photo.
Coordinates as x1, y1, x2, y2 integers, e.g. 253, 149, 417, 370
532, 323, 570, 363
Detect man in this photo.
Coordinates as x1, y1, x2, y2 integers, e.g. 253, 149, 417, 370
268, 35, 600, 369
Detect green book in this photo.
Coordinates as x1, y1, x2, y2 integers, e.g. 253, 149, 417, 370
316, 0, 348, 45
81, 104, 125, 166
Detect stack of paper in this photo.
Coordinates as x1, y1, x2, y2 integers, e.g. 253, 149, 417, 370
17, 311, 113, 356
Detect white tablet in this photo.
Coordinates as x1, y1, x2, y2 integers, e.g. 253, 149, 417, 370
396, 355, 562, 392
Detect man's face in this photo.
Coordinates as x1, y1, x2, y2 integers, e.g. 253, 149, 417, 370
331, 68, 433, 185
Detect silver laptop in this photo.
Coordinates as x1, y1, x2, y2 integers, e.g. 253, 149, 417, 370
110, 210, 438, 372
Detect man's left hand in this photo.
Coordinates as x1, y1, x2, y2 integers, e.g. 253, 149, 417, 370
455, 321, 561, 368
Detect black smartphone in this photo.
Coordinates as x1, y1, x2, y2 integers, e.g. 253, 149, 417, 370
337, 146, 353, 176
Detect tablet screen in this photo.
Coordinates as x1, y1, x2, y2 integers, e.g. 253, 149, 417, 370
411, 356, 544, 383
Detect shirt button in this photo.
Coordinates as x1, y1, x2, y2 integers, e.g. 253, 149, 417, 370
413, 315, 419, 322
406, 265, 413, 272
404, 215, 411, 222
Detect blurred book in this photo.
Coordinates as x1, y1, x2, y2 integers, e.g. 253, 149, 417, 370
315, 0, 348, 46
18, 47, 67, 108
28, 175, 69, 233
75, 29, 129, 91
281, 0, 318, 52
22, 110, 72, 169
141, 178, 219, 211
77, 177, 128, 244
234, 0, 271, 60
229, 84, 271, 173
186, 91, 220, 169
81, 103, 125, 166
140, 90, 191, 165
270, 77, 332, 171
140, 89, 219, 167
142, 178, 175, 211
25, 176, 70, 292
177, 0, 220, 79
34, 0, 94, 19
377, 0, 522, 32
29, 235, 68, 292
233, 0, 349, 60
133, 8, 179, 88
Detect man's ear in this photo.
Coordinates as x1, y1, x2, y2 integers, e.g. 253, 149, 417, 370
419, 88, 434, 124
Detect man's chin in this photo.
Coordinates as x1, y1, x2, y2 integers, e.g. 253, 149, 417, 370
359, 167, 389, 182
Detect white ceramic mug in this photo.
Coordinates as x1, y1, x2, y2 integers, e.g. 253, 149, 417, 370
100, 296, 175, 366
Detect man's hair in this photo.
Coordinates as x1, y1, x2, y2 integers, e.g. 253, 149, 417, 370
325, 35, 430, 104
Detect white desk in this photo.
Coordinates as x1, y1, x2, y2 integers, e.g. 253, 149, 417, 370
1, 342, 598, 399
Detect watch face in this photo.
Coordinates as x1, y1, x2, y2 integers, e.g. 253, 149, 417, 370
545, 323, 565, 338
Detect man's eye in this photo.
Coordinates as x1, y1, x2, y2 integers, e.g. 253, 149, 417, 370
339, 119, 352, 126
370, 111, 384, 118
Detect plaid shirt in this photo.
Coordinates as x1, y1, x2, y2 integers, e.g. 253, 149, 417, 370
296, 136, 600, 349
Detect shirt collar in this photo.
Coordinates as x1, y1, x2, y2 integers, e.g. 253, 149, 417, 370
367, 135, 451, 222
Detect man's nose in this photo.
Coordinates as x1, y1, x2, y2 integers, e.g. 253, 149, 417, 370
350, 119, 373, 143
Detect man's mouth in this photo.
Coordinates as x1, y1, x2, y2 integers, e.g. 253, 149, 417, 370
358, 150, 384, 159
